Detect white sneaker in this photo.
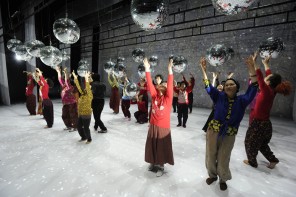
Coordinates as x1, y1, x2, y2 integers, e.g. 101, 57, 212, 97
148, 164, 154, 171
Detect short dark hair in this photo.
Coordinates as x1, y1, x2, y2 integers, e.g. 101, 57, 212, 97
155, 74, 163, 81
269, 73, 282, 89
224, 78, 240, 93
92, 73, 100, 82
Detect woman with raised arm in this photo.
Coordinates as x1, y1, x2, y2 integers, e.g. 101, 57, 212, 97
108, 72, 120, 114
24, 71, 36, 115
55, 66, 78, 131
34, 68, 54, 128
72, 71, 93, 144
244, 56, 292, 169
200, 54, 258, 191
143, 57, 174, 177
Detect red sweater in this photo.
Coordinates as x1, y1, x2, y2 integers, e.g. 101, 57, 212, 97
26, 75, 35, 96
146, 72, 173, 129
253, 69, 275, 120
38, 76, 49, 100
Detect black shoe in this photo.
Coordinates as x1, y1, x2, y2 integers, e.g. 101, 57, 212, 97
94, 126, 98, 131
177, 124, 181, 127
183, 125, 186, 128
98, 129, 107, 133
220, 182, 227, 191
206, 177, 218, 185
86, 139, 92, 144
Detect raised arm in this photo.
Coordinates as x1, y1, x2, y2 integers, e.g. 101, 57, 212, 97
72, 70, 83, 94
55, 66, 65, 87
245, 52, 258, 84
143, 57, 157, 97
262, 55, 272, 76
166, 58, 174, 99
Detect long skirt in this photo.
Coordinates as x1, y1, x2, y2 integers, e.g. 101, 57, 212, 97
145, 124, 174, 165
109, 87, 120, 113
26, 94, 36, 115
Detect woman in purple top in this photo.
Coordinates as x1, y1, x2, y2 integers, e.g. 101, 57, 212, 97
55, 66, 78, 131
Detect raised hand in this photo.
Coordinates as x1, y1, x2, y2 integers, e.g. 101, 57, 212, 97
72, 70, 77, 79
262, 55, 271, 66
199, 57, 207, 72
143, 58, 150, 71
168, 58, 173, 74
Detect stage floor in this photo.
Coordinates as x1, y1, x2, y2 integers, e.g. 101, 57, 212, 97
0, 99, 295, 197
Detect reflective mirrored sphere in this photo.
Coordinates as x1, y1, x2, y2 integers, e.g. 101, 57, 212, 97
172, 55, 188, 73
113, 63, 126, 78
132, 48, 145, 63
7, 39, 23, 52
149, 55, 158, 67
117, 57, 125, 64
25, 40, 45, 57
212, 0, 257, 15
77, 59, 90, 77
61, 50, 70, 61
206, 44, 234, 67
131, 0, 169, 31
15, 45, 33, 61
104, 60, 116, 73
53, 18, 80, 44
125, 82, 138, 97
138, 64, 146, 78
259, 37, 284, 59
40, 46, 63, 67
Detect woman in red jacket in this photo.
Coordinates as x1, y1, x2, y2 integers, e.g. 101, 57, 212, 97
34, 68, 54, 128
244, 55, 292, 169
143, 57, 174, 177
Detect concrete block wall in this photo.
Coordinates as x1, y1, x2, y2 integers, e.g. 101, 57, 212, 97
94, 0, 296, 119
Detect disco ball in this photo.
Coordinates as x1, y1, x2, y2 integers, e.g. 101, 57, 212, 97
125, 82, 138, 97
61, 50, 70, 61
25, 40, 45, 57
172, 55, 188, 73
113, 63, 126, 78
77, 59, 90, 77
138, 64, 146, 78
117, 57, 125, 64
132, 48, 145, 63
7, 39, 22, 52
104, 60, 116, 73
53, 18, 80, 44
212, 0, 258, 15
40, 46, 62, 67
15, 45, 33, 61
206, 44, 234, 67
131, 0, 169, 31
149, 55, 158, 67
259, 37, 284, 59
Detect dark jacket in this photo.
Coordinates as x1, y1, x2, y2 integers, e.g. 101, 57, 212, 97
91, 81, 106, 99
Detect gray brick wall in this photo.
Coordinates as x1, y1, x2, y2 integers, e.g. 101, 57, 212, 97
86, 0, 296, 119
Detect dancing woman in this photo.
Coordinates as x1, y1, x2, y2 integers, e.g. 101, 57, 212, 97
200, 54, 258, 191
143, 57, 174, 177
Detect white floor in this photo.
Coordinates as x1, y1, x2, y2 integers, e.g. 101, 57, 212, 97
0, 99, 296, 197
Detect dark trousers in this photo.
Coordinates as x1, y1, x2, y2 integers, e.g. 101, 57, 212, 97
134, 111, 148, 123
121, 99, 131, 118
42, 99, 54, 127
188, 92, 193, 113
109, 87, 120, 113
77, 116, 91, 141
26, 94, 36, 115
62, 103, 78, 129
92, 99, 107, 130
172, 97, 178, 112
178, 103, 188, 126
245, 119, 279, 167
